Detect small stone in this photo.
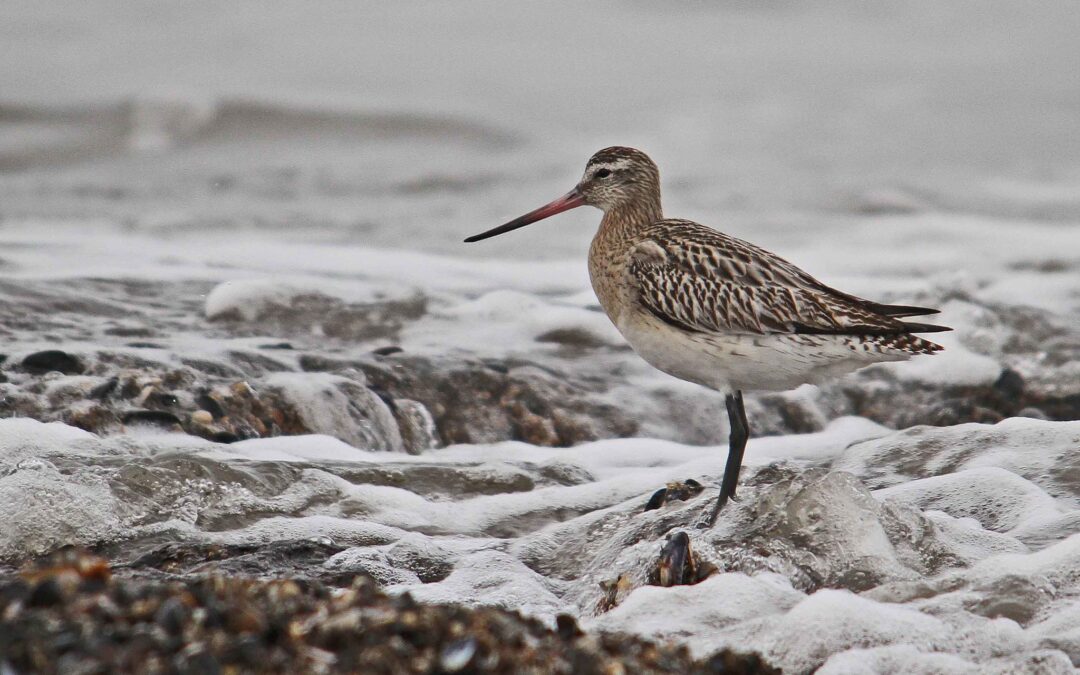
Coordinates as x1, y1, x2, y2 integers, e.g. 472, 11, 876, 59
155, 597, 188, 636
1016, 407, 1049, 421
535, 327, 607, 349
993, 368, 1025, 401
89, 377, 119, 400
21, 350, 85, 375
121, 409, 183, 428
258, 342, 294, 350
372, 345, 403, 356
28, 579, 64, 608
556, 614, 583, 640
144, 391, 180, 408
195, 393, 226, 418
394, 398, 440, 454
191, 410, 214, 425
439, 638, 477, 673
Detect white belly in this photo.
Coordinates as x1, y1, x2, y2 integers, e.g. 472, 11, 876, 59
616, 310, 911, 393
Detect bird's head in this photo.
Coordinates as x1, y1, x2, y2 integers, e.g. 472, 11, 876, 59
576, 146, 661, 211
464, 146, 661, 243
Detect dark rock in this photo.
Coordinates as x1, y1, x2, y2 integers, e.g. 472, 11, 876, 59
297, 353, 367, 373
28, 578, 64, 607
64, 404, 119, 433
372, 345, 403, 356
702, 649, 782, 675
121, 410, 183, 428
177, 649, 222, 675
120, 540, 351, 581
226, 350, 292, 376
155, 597, 188, 636
88, 377, 119, 400
535, 327, 607, 349
142, 391, 179, 408
21, 350, 85, 375
368, 385, 396, 410
104, 326, 158, 338
180, 357, 245, 378
195, 392, 226, 419
556, 613, 584, 640
993, 368, 1025, 401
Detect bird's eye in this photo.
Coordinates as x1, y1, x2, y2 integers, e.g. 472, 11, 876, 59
595, 169, 612, 179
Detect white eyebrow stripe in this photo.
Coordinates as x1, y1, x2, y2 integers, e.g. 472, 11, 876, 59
590, 158, 632, 174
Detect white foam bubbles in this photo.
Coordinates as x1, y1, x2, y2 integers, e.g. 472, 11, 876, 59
587, 572, 802, 650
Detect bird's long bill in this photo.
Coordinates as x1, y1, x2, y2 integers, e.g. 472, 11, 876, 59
464, 188, 585, 242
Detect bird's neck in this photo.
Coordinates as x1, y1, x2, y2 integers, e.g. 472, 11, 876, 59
598, 196, 663, 242
588, 195, 663, 325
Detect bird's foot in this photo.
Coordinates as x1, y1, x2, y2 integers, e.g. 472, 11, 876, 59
694, 508, 719, 530
694, 490, 740, 529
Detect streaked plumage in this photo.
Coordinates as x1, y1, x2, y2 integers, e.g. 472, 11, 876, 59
466, 146, 949, 525
629, 220, 944, 340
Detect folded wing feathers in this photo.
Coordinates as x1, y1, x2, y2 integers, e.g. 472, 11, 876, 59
630, 220, 951, 337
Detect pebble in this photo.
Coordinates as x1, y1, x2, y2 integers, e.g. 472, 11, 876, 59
121, 409, 183, 428
1, 550, 778, 674
21, 350, 85, 375
438, 637, 476, 672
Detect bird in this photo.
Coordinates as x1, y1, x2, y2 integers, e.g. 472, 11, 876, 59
465, 147, 949, 526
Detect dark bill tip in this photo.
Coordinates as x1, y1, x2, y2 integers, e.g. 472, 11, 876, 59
464, 188, 585, 243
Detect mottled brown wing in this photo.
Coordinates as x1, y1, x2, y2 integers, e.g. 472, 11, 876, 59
629, 220, 912, 336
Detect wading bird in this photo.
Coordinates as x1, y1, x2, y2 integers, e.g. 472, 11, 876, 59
465, 147, 948, 525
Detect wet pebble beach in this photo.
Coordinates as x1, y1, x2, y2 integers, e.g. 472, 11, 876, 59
1, 550, 775, 674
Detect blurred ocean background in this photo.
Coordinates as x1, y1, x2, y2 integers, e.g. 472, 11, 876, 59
4, 0, 1079, 259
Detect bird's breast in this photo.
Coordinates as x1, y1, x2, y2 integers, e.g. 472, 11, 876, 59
587, 236, 634, 327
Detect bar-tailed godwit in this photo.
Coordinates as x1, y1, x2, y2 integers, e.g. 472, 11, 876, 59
465, 147, 949, 526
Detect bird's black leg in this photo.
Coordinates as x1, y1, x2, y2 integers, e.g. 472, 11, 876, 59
704, 391, 749, 527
